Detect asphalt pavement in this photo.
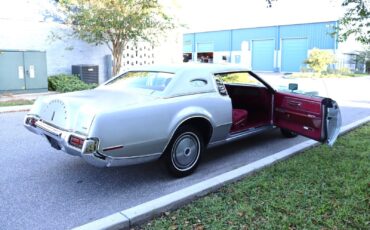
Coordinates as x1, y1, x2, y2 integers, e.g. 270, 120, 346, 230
0, 76, 369, 229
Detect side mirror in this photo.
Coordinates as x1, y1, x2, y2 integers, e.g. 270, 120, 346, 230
289, 83, 298, 92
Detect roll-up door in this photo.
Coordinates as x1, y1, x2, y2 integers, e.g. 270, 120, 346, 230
281, 38, 308, 72
251, 39, 275, 71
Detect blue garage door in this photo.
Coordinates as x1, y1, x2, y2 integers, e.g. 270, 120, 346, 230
252, 39, 275, 71
281, 38, 308, 72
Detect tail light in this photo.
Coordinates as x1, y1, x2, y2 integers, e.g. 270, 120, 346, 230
69, 135, 85, 149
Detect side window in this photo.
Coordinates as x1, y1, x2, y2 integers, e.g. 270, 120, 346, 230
218, 72, 265, 87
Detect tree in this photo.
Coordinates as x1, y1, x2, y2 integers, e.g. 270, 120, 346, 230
56, 0, 175, 75
353, 46, 370, 72
304, 49, 336, 73
337, 0, 369, 44
265, 0, 277, 8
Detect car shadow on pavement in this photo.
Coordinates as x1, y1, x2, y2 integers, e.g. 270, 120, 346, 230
54, 128, 291, 204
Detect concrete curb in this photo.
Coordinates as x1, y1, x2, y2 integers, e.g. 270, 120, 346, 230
73, 115, 370, 230
0, 105, 31, 114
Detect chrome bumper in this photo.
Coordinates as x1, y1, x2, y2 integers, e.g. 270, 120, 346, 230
24, 115, 161, 168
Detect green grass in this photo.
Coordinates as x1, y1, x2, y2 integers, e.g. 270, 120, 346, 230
353, 73, 369, 77
142, 123, 370, 229
290, 72, 369, 78
0, 99, 34, 107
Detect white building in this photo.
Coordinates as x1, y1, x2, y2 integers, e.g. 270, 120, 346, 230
0, 0, 181, 92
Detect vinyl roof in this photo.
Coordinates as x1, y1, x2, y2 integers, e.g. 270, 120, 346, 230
126, 63, 250, 75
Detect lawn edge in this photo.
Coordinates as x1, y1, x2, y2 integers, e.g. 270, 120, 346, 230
73, 115, 370, 230
0, 105, 31, 113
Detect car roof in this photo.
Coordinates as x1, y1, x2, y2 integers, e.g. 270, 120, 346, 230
112, 64, 257, 98
125, 63, 250, 75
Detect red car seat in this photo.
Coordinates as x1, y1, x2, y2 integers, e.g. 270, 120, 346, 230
231, 109, 248, 132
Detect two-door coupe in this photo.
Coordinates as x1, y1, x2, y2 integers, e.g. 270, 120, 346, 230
24, 64, 341, 177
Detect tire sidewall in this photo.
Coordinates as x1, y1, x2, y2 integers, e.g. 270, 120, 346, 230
165, 126, 204, 177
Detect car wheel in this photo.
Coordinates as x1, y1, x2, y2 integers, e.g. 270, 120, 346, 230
164, 125, 204, 177
280, 128, 298, 138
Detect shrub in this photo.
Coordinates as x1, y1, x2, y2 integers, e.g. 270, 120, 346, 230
48, 74, 98, 93
300, 66, 313, 73
338, 67, 353, 75
304, 49, 336, 73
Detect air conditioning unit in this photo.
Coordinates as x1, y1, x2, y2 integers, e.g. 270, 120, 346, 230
72, 65, 99, 84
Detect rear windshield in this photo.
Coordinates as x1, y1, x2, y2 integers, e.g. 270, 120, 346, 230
105, 71, 174, 91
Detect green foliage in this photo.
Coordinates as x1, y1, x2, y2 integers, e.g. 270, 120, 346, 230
218, 73, 261, 85
304, 49, 336, 73
144, 123, 370, 229
56, 0, 176, 75
48, 74, 97, 93
352, 47, 370, 73
337, 0, 369, 44
338, 67, 352, 75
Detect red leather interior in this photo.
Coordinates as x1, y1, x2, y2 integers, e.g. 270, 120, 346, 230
231, 109, 248, 132
226, 84, 272, 133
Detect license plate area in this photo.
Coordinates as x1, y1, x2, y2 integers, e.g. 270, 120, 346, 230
46, 135, 61, 150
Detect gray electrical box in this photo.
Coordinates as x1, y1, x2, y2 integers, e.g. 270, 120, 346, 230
0, 50, 47, 93
72, 65, 99, 84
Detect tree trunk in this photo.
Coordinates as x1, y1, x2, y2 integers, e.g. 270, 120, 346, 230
112, 44, 123, 76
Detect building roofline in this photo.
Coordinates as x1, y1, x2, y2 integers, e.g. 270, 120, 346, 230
184, 20, 338, 35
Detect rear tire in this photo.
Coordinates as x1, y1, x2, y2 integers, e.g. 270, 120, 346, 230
164, 125, 204, 177
280, 128, 298, 138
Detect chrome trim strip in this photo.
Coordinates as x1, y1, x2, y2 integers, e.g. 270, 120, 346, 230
227, 125, 273, 141
103, 152, 162, 167
103, 145, 124, 152
35, 121, 62, 137
108, 152, 162, 160
164, 90, 216, 99
209, 125, 274, 147
271, 94, 274, 124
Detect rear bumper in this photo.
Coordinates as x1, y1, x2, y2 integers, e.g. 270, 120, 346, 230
24, 115, 161, 167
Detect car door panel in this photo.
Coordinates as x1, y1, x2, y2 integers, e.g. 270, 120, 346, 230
274, 92, 324, 141
274, 92, 341, 145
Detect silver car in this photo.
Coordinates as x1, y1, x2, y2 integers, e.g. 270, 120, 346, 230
24, 64, 341, 177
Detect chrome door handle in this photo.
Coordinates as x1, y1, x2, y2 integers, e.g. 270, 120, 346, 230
288, 101, 301, 107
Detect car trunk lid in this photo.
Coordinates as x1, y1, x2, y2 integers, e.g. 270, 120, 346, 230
38, 89, 156, 133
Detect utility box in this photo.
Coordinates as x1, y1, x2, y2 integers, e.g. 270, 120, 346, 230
0, 50, 48, 93
72, 65, 99, 84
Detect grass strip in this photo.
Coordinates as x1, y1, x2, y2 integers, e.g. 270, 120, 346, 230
0, 99, 34, 107
290, 72, 369, 78
142, 123, 370, 229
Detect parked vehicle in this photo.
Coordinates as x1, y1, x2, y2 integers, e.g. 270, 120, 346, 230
24, 64, 341, 177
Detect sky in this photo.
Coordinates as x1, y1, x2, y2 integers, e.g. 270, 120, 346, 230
172, 0, 343, 32
0, 0, 344, 31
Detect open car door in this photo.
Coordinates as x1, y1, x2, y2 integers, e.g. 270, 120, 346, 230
273, 92, 342, 146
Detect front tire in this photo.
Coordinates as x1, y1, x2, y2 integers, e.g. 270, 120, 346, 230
164, 125, 204, 177
280, 128, 298, 138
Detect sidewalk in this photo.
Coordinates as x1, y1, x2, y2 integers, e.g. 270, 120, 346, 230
0, 91, 58, 113
0, 91, 58, 102
0, 105, 32, 113
257, 73, 370, 103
